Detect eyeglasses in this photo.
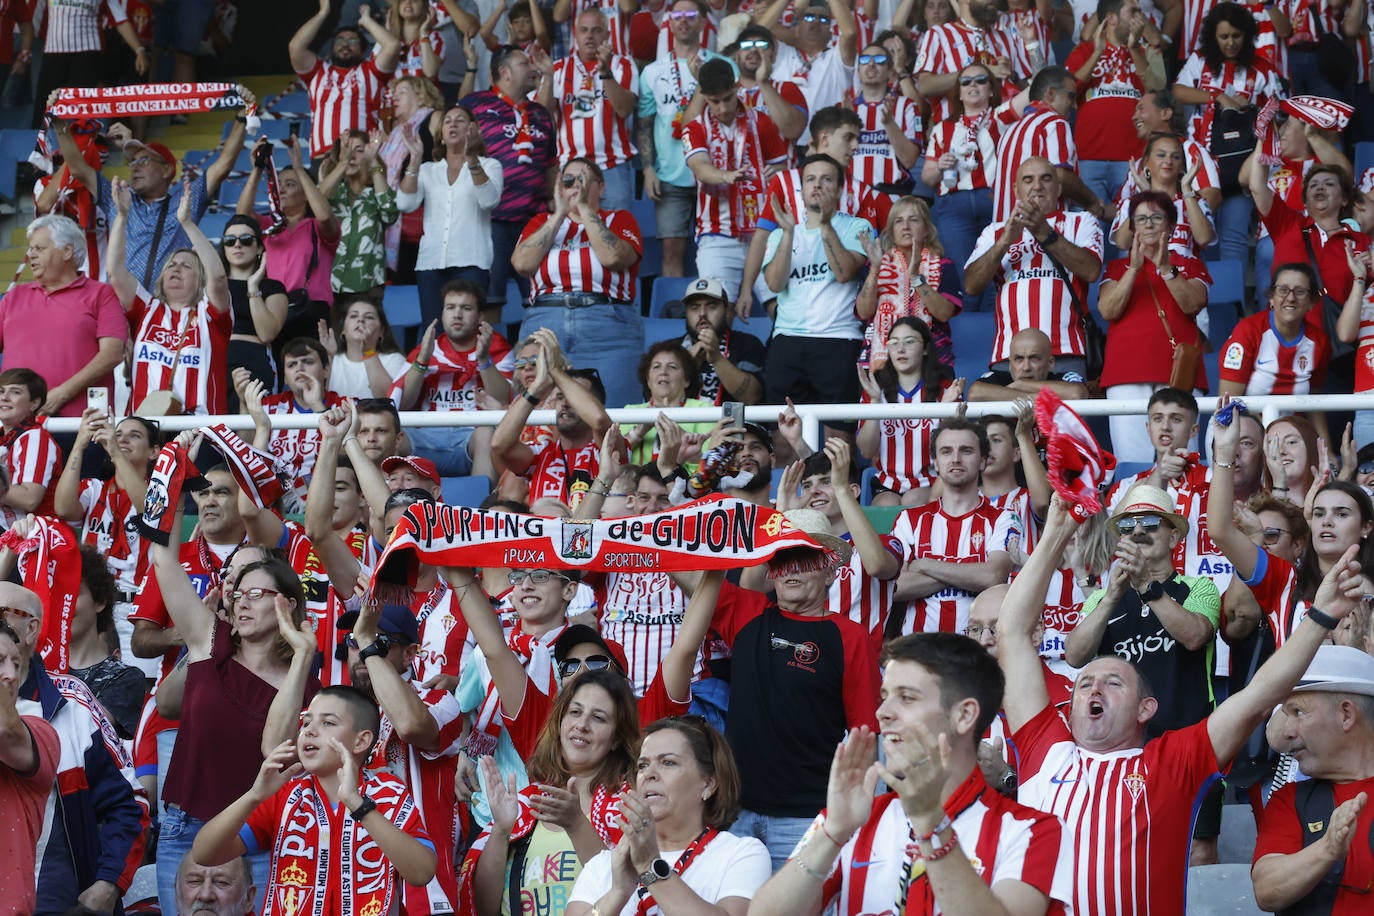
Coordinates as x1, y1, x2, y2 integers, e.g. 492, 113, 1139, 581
887, 336, 923, 349
959, 74, 991, 86
668, 10, 699, 19
1115, 514, 1164, 534
738, 39, 771, 50
229, 587, 282, 602
857, 53, 890, 65
221, 234, 258, 247
561, 174, 590, 187
964, 624, 997, 639
336, 36, 363, 46
1272, 285, 1312, 301
128, 156, 163, 168
508, 570, 572, 586
0, 606, 37, 622
1132, 213, 1168, 225
558, 654, 614, 679
1260, 527, 1291, 545
801, 13, 832, 22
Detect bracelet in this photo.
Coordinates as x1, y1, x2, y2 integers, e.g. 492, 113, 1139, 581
819, 820, 847, 848
1040, 229, 1061, 247
589, 482, 610, 496
1024, 41, 1040, 49
915, 828, 959, 863
1213, 458, 1237, 469
405, 169, 419, 177
349, 795, 378, 820
794, 855, 827, 880
369, 164, 385, 175
599, 70, 614, 78
410, 361, 427, 373
1272, 486, 1290, 492
1307, 607, 1339, 630
342, 435, 359, 448
362, 349, 377, 359
477, 359, 494, 371
524, 391, 540, 406
248, 291, 263, 300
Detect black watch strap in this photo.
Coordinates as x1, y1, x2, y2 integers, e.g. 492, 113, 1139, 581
350, 795, 377, 820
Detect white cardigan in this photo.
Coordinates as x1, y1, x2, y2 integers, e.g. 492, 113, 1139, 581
395, 156, 504, 271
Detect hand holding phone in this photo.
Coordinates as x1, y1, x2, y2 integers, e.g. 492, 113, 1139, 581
87, 387, 110, 417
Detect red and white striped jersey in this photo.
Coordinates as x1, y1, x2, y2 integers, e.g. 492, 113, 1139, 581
1174, 55, 1283, 143
1040, 567, 1088, 665
520, 208, 643, 302
413, 582, 474, 684
913, 20, 1032, 122
684, 104, 789, 240
128, 292, 232, 417
992, 105, 1077, 222
1108, 188, 1215, 260
805, 772, 1073, 915
885, 497, 1021, 634
527, 438, 601, 510
1283, 0, 1345, 50
759, 168, 893, 232
552, 52, 638, 168
366, 681, 466, 916
291, 522, 377, 687
861, 389, 936, 493
303, 57, 393, 155
998, 8, 1053, 59
846, 90, 922, 188
596, 570, 692, 697
1219, 310, 1330, 396
571, 0, 632, 58
261, 391, 345, 502
829, 544, 898, 654
968, 211, 1104, 363
1014, 706, 1223, 916
0, 422, 60, 529
987, 484, 1038, 553
388, 31, 443, 82
1355, 282, 1374, 393
392, 332, 515, 413
76, 477, 149, 592
36, 0, 126, 53
924, 104, 1019, 196
1181, 0, 1283, 70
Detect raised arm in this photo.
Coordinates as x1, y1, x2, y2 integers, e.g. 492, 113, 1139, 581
443, 567, 532, 717
304, 405, 365, 589
826, 438, 899, 579
105, 178, 138, 308
178, 179, 231, 310
286, 140, 341, 242
358, 4, 403, 73
204, 88, 254, 197
289, 0, 331, 74
659, 569, 724, 704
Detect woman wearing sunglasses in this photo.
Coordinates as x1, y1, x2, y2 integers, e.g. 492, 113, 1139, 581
217, 214, 288, 411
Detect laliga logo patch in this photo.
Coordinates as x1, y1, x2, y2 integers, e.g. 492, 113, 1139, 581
144, 480, 169, 523
561, 521, 594, 560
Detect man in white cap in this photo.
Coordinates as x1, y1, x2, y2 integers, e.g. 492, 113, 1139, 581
1252, 644, 1374, 913
1065, 483, 1220, 739
681, 277, 766, 406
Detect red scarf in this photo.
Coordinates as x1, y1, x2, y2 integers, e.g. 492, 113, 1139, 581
634, 827, 720, 916
869, 248, 944, 369
200, 422, 286, 508
47, 82, 258, 121
495, 87, 535, 164
469, 620, 564, 757
894, 773, 987, 916
85, 478, 133, 562
704, 104, 765, 233
0, 518, 82, 673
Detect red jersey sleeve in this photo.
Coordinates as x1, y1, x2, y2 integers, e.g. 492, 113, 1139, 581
606, 209, 643, 255
1064, 41, 1093, 84
518, 212, 552, 245
839, 619, 881, 730
1219, 315, 1261, 386
128, 572, 170, 626
1009, 701, 1075, 778
684, 118, 710, 160
858, 185, 892, 231
775, 80, 807, 117
758, 172, 788, 224
710, 581, 768, 645
638, 667, 691, 726
758, 113, 788, 163
1259, 196, 1301, 240
243, 781, 292, 853
503, 677, 554, 759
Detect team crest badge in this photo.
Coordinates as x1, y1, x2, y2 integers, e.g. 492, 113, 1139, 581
1122, 773, 1146, 801
561, 521, 594, 560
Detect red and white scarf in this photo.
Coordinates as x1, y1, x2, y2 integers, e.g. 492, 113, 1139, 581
136, 441, 205, 546
495, 87, 534, 164
869, 247, 944, 369
0, 518, 82, 673
200, 422, 286, 509
634, 828, 721, 916
47, 82, 258, 123
469, 619, 564, 758
1035, 389, 1117, 521
704, 104, 766, 234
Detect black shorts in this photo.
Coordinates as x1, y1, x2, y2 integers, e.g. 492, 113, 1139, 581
764, 335, 863, 416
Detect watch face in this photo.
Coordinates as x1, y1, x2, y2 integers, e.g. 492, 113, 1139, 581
653, 859, 672, 878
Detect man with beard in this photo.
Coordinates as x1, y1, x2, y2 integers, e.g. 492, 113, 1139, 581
289, 0, 401, 158
915, 0, 1034, 123
754, 0, 858, 146
681, 278, 765, 406
491, 329, 613, 512
729, 25, 808, 147
966, 157, 1103, 375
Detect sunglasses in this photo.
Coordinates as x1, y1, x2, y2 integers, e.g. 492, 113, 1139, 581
668, 9, 699, 19
509, 570, 572, 586
1360, 461, 1374, 476
801, 13, 831, 22
344, 633, 395, 652
738, 39, 770, 50
561, 174, 589, 187
221, 234, 258, 247
857, 53, 890, 65
959, 74, 992, 86
1261, 527, 1291, 545
558, 654, 614, 679
513, 357, 538, 369
1115, 515, 1164, 535
229, 587, 282, 602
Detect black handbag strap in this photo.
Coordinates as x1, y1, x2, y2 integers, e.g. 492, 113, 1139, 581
142, 196, 172, 290
1301, 227, 1335, 303
1041, 238, 1095, 329
301, 219, 319, 288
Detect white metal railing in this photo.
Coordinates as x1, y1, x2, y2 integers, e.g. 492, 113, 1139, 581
40, 393, 1374, 450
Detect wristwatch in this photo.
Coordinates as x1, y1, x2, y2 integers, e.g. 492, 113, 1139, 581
357, 636, 392, 662
1137, 580, 1166, 603
639, 859, 672, 887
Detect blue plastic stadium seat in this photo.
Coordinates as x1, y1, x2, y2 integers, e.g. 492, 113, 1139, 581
644, 317, 684, 345
649, 276, 696, 318
384, 284, 423, 335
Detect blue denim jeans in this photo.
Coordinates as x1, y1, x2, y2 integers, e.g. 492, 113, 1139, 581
1080, 159, 1130, 261
601, 161, 635, 214
730, 808, 816, 873
934, 189, 993, 311
520, 304, 646, 409
407, 425, 476, 477
489, 219, 532, 307
158, 805, 273, 916
1217, 193, 1256, 267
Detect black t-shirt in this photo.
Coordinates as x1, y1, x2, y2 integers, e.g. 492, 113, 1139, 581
227, 276, 287, 337
713, 583, 880, 817
688, 329, 768, 405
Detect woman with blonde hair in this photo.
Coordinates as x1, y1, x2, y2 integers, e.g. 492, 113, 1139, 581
855, 195, 961, 374
379, 74, 445, 280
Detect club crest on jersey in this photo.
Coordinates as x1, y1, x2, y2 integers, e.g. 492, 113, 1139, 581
1122, 772, 1146, 801
971, 531, 985, 552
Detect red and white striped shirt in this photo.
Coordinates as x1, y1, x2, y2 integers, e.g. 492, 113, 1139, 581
290, 521, 378, 687
1040, 567, 1088, 666
128, 292, 232, 416
829, 545, 898, 654
0, 421, 60, 529
552, 52, 638, 168
806, 770, 1073, 915
992, 104, 1077, 222
262, 391, 345, 503
924, 104, 1019, 195
1355, 282, 1374, 393
413, 583, 474, 685
526, 438, 600, 509
520, 208, 643, 302
389, 31, 443, 81
684, 104, 788, 240
391, 333, 515, 413
596, 570, 692, 697
987, 484, 1038, 553
1220, 310, 1330, 395
1174, 55, 1283, 143
37, 0, 126, 53
303, 57, 393, 155
913, 20, 1032, 122
862, 389, 936, 493
759, 168, 893, 232
968, 211, 1104, 363
366, 682, 466, 916
76, 477, 149, 592
846, 90, 922, 188
1014, 705, 1223, 916
885, 497, 1021, 634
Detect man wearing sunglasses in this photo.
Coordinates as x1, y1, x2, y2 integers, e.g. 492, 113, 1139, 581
1065, 484, 1221, 743
729, 25, 808, 146
913, 0, 1032, 123
754, 0, 858, 146
847, 42, 923, 196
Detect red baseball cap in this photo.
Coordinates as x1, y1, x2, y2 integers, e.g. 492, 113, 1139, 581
125, 140, 177, 176
382, 455, 441, 488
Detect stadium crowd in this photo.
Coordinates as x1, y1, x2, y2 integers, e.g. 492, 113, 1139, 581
4, 0, 1374, 913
